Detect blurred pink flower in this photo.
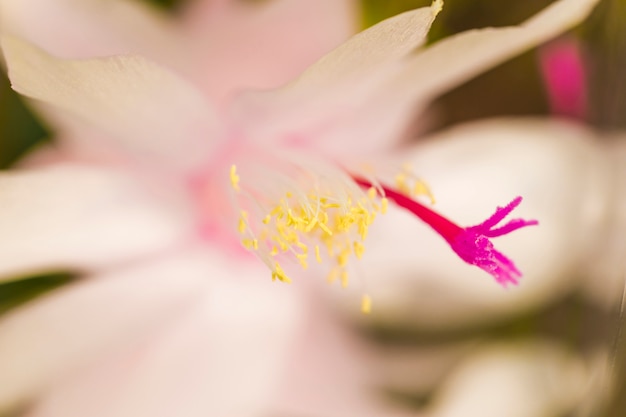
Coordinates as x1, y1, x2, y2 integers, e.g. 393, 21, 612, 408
539, 37, 588, 120
0, 0, 600, 415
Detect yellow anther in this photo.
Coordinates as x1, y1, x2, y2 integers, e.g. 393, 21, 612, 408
296, 253, 308, 269
396, 176, 412, 196
354, 241, 365, 259
238, 218, 246, 234
315, 245, 322, 263
318, 222, 333, 236
338, 248, 351, 267
381, 198, 389, 214
295, 241, 308, 252
367, 187, 377, 200
327, 268, 339, 284
361, 294, 372, 314
272, 262, 292, 283
230, 165, 240, 191
241, 238, 258, 250
262, 215, 271, 224
304, 217, 318, 232
341, 270, 349, 288
270, 246, 278, 256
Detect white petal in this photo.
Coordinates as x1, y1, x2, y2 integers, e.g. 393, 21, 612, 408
430, 342, 589, 417
181, 0, 358, 99
0, 0, 183, 64
26, 251, 302, 417
1, 36, 216, 172
0, 252, 214, 412
232, 0, 598, 157
0, 165, 191, 281
273, 299, 416, 417
353, 118, 609, 330
289, 2, 441, 91
227, 3, 440, 153
389, 0, 601, 103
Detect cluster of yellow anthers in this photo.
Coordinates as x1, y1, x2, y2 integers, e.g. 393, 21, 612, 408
229, 165, 433, 314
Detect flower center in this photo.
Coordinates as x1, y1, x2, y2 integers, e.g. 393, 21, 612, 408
228, 158, 436, 313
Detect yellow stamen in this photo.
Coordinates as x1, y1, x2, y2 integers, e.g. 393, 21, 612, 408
230, 165, 240, 191
361, 294, 372, 314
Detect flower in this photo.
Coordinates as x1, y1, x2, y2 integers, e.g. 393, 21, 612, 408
0, 0, 601, 415
539, 37, 588, 120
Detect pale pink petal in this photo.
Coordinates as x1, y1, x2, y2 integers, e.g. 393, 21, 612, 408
273, 296, 421, 417
1, 36, 216, 172
0, 164, 191, 280
27, 251, 301, 417
181, 0, 358, 99
288, 2, 441, 91
0, 0, 184, 65
0, 253, 214, 413
232, 0, 599, 157
349, 118, 608, 330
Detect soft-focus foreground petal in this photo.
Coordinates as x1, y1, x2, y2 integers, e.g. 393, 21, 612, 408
24, 250, 301, 417
1, 36, 216, 172
274, 295, 420, 417
353, 118, 610, 330
0, 254, 212, 413
181, 0, 357, 99
0, 0, 183, 65
0, 164, 191, 281
428, 342, 589, 417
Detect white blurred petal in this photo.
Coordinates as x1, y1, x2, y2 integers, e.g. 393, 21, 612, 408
273, 295, 418, 417
0, 165, 191, 280
1, 36, 216, 171
182, 0, 358, 99
27, 251, 302, 417
232, 0, 598, 157
290, 3, 440, 91
355, 118, 610, 330
429, 342, 589, 417
0, 252, 215, 412
0, 0, 183, 64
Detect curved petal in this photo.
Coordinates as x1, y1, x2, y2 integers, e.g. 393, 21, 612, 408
350, 118, 609, 330
388, 0, 601, 103
181, 0, 358, 99
232, 0, 599, 157
0, 164, 191, 281
25, 251, 302, 417
273, 297, 418, 417
2, 36, 216, 172
0, 252, 215, 413
0, 0, 183, 65
429, 342, 589, 417
289, 1, 441, 91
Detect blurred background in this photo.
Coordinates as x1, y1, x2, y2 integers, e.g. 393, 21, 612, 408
1, 0, 625, 416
